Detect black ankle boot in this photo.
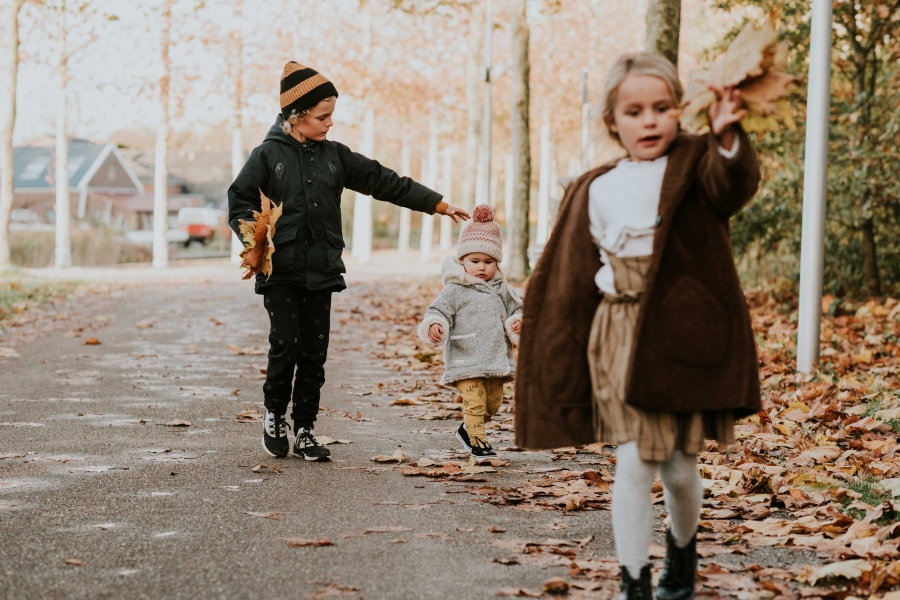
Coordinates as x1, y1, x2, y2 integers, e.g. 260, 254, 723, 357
620, 564, 652, 600
656, 530, 697, 600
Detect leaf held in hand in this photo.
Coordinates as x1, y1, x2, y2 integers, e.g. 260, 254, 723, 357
680, 19, 797, 134
238, 191, 282, 281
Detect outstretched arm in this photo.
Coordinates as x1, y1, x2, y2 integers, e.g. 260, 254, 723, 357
337, 143, 469, 222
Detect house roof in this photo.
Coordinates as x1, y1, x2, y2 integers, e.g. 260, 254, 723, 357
11, 140, 144, 192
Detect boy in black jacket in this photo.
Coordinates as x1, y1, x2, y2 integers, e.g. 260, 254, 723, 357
229, 61, 469, 460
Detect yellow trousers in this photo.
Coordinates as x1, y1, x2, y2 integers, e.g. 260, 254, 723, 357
455, 377, 504, 445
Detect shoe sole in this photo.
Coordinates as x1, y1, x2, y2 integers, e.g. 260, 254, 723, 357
260, 437, 288, 459
292, 450, 331, 462
455, 431, 473, 453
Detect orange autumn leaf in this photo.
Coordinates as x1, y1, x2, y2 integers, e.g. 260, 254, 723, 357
680, 16, 797, 134
238, 191, 282, 281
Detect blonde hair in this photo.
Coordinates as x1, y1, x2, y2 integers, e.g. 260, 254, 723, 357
601, 52, 683, 142
281, 111, 311, 135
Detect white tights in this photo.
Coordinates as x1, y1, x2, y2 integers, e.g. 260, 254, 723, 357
611, 442, 703, 579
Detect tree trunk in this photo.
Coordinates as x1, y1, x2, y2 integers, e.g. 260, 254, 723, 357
153, 0, 172, 269
462, 2, 483, 211
536, 114, 551, 244
862, 216, 881, 297
230, 0, 245, 265
507, 0, 530, 280
55, 0, 71, 269
397, 135, 411, 252
0, 0, 25, 268
420, 116, 438, 263
646, 0, 681, 67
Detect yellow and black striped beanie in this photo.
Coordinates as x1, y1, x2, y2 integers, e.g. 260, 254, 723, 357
280, 61, 339, 119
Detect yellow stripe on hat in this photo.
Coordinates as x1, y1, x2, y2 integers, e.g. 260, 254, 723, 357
280, 73, 331, 109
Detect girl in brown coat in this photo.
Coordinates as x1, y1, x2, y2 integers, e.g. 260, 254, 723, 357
515, 53, 761, 600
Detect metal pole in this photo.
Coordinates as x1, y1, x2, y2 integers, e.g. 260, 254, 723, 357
796, 0, 833, 374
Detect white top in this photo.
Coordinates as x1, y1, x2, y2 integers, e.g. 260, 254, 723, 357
588, 140, 740, 294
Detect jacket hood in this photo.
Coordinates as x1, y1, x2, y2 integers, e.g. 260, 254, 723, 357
264, 114, 309, 148
441, 255, 505, 287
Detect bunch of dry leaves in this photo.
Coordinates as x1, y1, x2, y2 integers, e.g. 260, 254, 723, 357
238, 191, 282, 280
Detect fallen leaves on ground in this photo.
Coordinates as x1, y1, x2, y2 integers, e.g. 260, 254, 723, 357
244, 511, 285, 521
64, 558, 85, 566
343, 279, 900, 599
84, 337, 101, 345
370, 448, 411, 463
251, 464, 284, 475
163, 419, 191, 427
284, 537, 334, 548
304, 581, 359, 599
316, 436, 352, 445
238, 191, 282, 281
363, 526, 413, 534
226, 344, 266, 356
236, 410, 263, 422
0, 348, 20, 357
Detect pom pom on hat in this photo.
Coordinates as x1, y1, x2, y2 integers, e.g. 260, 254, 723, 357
456, 204, 503, 262
472, 204, 495, 223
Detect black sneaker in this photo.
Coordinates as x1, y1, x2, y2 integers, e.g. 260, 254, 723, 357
261, 410, 289, 458
471, 439, 497, 458
455, 423, 473, 452
293, 428, 332, 461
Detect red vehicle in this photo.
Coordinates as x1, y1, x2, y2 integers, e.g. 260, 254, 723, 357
177, 207, 229, 245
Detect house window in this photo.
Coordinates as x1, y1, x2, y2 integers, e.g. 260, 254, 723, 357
66, 156, 86, 179
20, 157, 50, 181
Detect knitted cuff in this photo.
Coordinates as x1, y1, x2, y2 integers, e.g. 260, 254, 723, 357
418, 315, 450, 346
504, 314, 522, 346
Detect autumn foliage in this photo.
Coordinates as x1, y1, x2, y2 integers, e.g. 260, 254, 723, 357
238, 191, 282, 281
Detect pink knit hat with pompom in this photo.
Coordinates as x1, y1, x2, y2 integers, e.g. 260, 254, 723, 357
456, 204, 503, 262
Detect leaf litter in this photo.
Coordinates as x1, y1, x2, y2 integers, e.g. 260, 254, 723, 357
341, 279, 900, 598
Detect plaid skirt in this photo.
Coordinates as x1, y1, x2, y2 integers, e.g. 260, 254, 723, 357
587, 253, 735, 463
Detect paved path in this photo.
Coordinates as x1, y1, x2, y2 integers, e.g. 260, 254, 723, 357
0, 257, 810, 600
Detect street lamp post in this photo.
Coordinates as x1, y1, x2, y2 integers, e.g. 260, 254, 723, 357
796, 0, 834, 374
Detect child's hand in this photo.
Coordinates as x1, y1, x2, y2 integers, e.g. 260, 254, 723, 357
429, 323, 444, 343
511, 320, 521, 335
435, 201, 470, 224
707, 84, 747, 150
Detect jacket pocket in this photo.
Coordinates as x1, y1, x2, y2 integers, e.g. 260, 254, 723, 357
446, 333, 478, 369
659, 277, 729, 366
270, 238, 296, 274
272, 225, 298, 247
325, 229, 346, 274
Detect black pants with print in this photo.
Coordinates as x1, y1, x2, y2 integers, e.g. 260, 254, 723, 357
262, 285, 332, 430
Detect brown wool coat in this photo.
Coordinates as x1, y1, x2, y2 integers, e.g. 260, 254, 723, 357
515, 128, 762, 451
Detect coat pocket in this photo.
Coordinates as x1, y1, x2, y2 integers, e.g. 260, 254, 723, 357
325, 229, 346, 274
659, 277, 729, 366
446, 333, 478, 369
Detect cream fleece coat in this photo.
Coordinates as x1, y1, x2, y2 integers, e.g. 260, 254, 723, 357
418, 256, 523, 387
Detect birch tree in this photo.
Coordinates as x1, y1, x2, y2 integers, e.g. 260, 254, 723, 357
54, 0, 70, 268
230, 0, 245, 265
507, 0, 530, 279
152, 0, 173, 269
397, 134, 412, 251
0, 0, 26, 269
645, 0, 680, 67
462, 2, 482, 211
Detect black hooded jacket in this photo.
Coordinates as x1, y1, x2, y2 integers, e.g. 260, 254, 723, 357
228, 115, 443, 292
